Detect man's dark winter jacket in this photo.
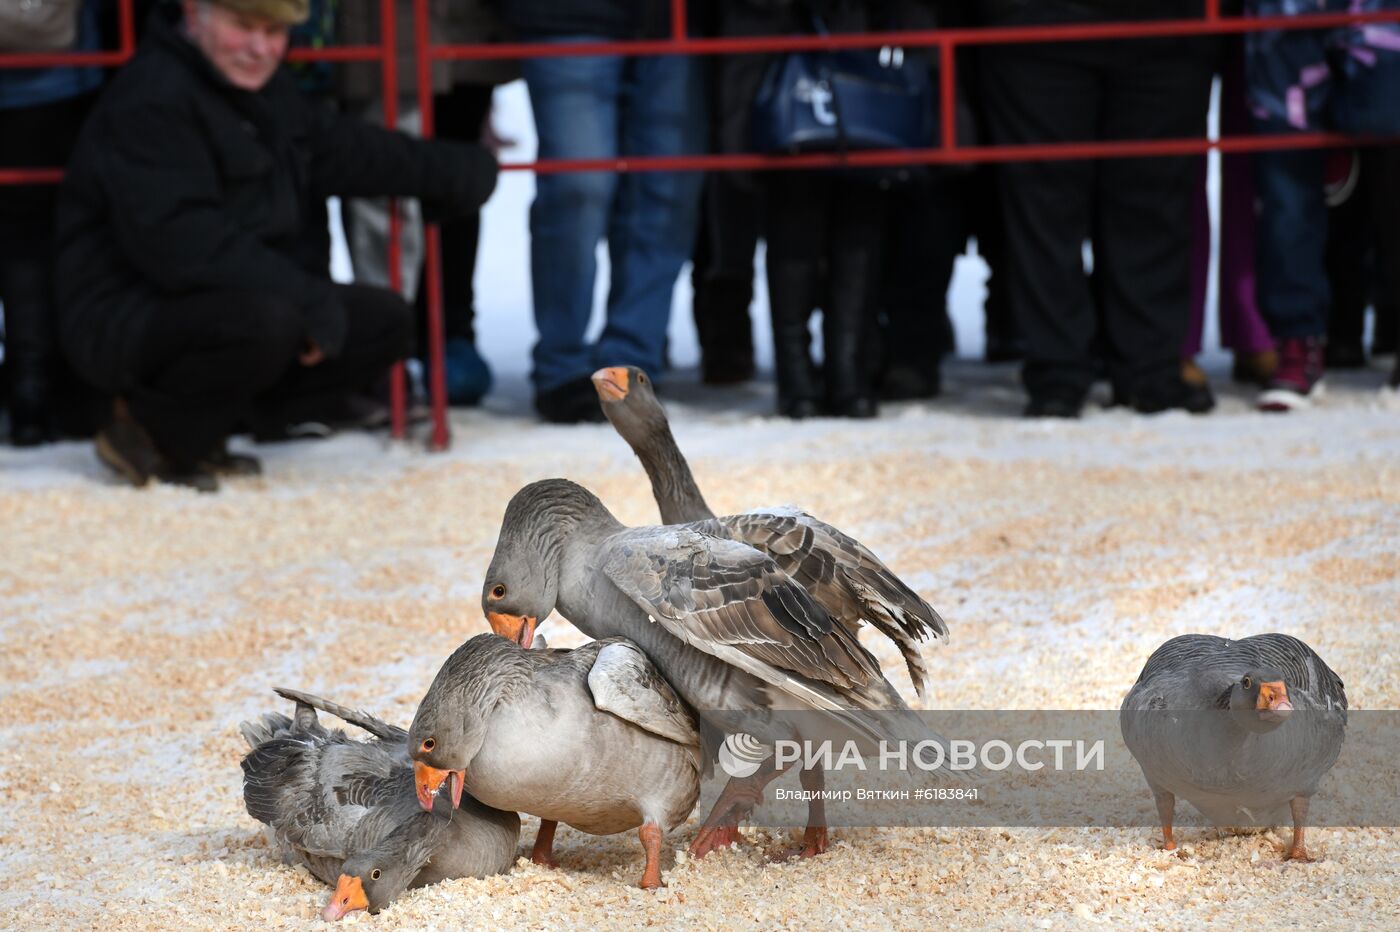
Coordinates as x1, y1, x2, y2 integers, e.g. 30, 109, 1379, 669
54, 9, 497, 394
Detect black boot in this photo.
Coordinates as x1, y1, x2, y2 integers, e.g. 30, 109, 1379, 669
0, 254, 56, 446
7, 371, 51, 447
693, 276, 756, 385
766, 259, 822, 419
822, 248, 878, 419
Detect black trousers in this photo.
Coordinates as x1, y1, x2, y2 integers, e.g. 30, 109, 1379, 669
125, 284, 412, 468
765, 171, 889, 402
979, 38, 1214, 400
691, 170, 760, 367
0, 92, 101, 437
879, 173, 964, 370
1327, 147, 1400, 355
417, 83, 494, 349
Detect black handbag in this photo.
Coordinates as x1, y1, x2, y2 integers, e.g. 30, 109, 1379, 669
751, 20, 934, 156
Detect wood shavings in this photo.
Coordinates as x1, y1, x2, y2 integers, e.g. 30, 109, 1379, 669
2, 383, 1398, 928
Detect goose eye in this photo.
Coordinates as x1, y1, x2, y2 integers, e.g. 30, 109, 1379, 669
370, 869, 381, 881
1241, 676, 1252, 690
490, 584, 506, 600
638, 373, 648, 384
421, 737, 435, 753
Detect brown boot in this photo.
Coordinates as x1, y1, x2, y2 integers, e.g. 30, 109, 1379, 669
95, 399, 221, 492
1232, 349, 1278, 386
1181, 358, 1208, 388
94, 399, 166, 487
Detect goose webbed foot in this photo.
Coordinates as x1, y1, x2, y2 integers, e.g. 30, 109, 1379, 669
689, 772, 771, 859
689, 820, 745, 860
639, 821, 666, 889
774, 825, 830, 861
530, 819, 560, 868
1152, 787, 1177, 852
705, 824, 745, 850
1282, 796, 1314, 863
774, 767, 832, 860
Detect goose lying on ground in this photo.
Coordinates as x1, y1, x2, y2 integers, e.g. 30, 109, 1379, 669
1120, 633, 1347, 861
239, 687, 519, 919
408, 634, 700, 889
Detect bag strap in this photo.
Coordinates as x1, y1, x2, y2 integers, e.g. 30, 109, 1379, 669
816, 58, 849, 160
800, 5, 853, 159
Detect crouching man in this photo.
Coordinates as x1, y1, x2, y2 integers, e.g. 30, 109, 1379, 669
54, 0, 497, 491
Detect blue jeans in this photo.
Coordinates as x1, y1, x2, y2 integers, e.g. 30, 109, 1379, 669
1254, 149, 1329, 340
523, 45, 706, 392
1246, 0, 1400, 338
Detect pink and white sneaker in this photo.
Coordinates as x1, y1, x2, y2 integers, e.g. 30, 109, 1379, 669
1258, 336, 1326, 412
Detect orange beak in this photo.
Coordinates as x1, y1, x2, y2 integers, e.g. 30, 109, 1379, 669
322, 874, 369, 921
1256, 681, 1294, 722
591, 366, 629, 402
487, 611, 537, 650
414, 759, 465, 812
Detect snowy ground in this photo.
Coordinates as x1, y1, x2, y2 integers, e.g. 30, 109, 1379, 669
4, 82, 1400, 930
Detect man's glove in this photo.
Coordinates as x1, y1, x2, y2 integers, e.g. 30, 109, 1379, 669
421, 143, 499, 223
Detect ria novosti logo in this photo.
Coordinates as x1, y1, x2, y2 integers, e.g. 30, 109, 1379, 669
717, 732, 1106, 775
718, 732, 771, 778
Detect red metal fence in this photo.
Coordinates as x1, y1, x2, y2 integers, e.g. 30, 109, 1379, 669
4, 0, 1399, 450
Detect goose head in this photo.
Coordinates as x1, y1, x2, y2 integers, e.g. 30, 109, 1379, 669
1228, 668, 1294, 732
591, 365, 666, 450
483, 479, 616, 647
322, 812, 444, 919
481, 538, 555, 650
409, 638, 503, 813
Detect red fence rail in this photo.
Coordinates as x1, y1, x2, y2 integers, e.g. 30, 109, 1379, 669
5, 1, 1400, 450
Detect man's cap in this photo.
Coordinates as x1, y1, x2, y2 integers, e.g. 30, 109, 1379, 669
206, 0, 310, 26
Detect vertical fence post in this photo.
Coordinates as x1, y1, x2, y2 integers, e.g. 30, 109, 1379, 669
414, 0, 450, 451
1206, 0, 1221, 21
118, 0, 135, 54
380, 0, 407, 440
939, 37, 956, 152
671, 0, 688, 41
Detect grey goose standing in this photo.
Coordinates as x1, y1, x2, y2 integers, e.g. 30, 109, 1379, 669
481, 477, 957, 861
408, 634, 700, 889
239, 687, 519, 919
592, 363, 947, 702
1120, 633, 1347, 861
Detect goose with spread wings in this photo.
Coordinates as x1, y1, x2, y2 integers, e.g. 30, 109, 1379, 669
591, 364, 947, 702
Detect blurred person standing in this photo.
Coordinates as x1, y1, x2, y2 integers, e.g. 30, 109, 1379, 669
876, 0, 985, 402
1184, 29, 1275, 392
0, 0, 104, 445
54, 0, 498, 491
979, 0, 1217, 418
499, 0, 705, 423
338, 0, 519, 407
1246, 0, 1400, 409
690, 0, 759, 387
1323, 149, 1398, 372
735, 0, 938, 419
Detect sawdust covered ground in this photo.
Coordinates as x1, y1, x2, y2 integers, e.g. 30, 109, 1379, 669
2, 366, 1399, 930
